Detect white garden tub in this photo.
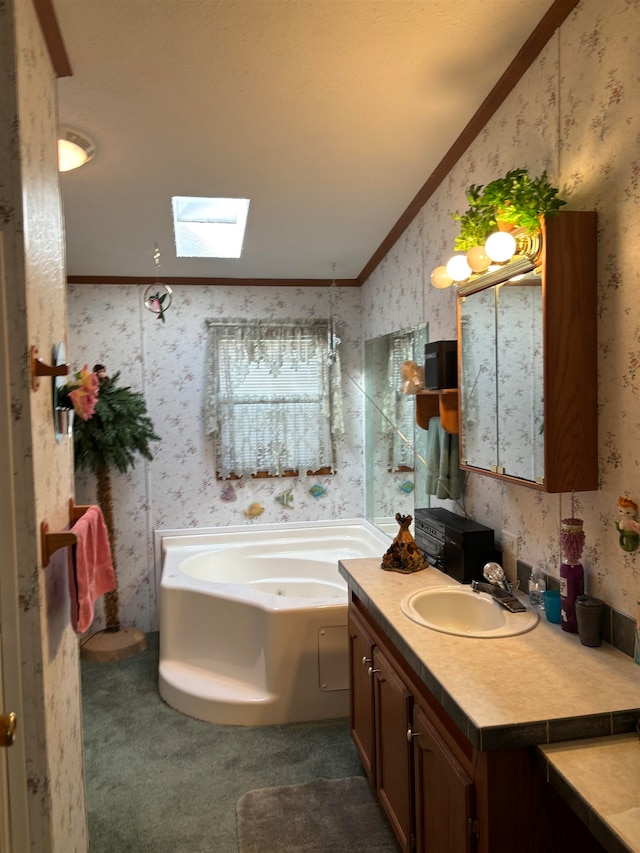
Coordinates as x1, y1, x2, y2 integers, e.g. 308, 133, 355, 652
157, 520, 389, 725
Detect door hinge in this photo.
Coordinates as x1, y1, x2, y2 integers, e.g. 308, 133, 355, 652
468, 817, 479, 839
410, 832, 416, 849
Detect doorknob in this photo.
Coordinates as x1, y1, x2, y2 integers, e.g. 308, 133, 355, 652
0, 712, 16, 747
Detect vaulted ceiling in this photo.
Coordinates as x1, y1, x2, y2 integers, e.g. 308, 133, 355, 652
50, 0, 570, 284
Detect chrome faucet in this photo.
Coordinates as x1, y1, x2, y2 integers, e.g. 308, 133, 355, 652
472, 562, 528, 613
470, 580, 527, 613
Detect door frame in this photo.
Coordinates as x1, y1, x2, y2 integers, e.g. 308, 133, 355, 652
0, 231, 31, 850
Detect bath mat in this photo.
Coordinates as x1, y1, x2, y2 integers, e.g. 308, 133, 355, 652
236, 776, 399, 852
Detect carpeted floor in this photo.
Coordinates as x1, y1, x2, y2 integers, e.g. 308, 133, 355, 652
236, 777, 399, 852
82, 632, 381, 853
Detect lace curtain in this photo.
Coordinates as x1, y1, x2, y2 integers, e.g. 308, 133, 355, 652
381, 330, 415, 471
205, 319, 344, 478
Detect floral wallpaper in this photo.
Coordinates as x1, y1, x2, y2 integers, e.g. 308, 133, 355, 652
2, 0, 87, 849
68, 1, 640, 633
363, 0, 640, 619
69, 284, 366, 631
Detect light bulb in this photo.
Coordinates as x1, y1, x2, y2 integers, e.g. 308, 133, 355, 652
466, 245, 490, 273
445, 255, 472, 283
485, 231, 517, 263
430, 265, 453, 289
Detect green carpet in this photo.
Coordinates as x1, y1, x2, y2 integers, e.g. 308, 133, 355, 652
82, 633, 368, 853
237, 777, 399, 852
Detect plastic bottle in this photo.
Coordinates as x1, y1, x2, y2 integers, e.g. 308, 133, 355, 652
560, 561, 584, 632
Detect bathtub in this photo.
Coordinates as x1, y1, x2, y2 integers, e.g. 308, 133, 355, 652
157, 519, 390, 726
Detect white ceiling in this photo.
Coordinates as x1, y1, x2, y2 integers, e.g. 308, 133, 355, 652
53, 0, 556, 282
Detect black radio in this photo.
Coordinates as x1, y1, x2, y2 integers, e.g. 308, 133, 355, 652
414, 507, 494, 584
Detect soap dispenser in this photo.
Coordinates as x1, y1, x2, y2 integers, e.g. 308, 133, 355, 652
559, 518, 585, 633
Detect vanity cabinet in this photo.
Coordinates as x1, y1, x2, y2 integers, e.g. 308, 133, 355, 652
348, 596, 605, 853
348, 608, 376, 786
412, 702, 475, 853
457, 211, 597, 491
349, 604, 477, 852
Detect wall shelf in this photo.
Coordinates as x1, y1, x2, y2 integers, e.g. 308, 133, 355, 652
415, 389, 458, 434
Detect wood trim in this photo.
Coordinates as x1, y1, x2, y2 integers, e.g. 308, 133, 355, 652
57, 0, 580, 289
67, 275, 360, 288
357, 0, 581, 285
33, 0, 72, 78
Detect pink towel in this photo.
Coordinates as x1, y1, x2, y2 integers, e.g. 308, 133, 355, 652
68, 505, 116, 634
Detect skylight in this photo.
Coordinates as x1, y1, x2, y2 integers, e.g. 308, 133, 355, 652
172, 196, 250, 258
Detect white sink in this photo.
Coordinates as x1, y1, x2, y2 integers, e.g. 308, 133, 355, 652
401, 586, 539, 638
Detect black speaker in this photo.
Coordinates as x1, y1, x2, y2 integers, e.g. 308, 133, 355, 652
424, 340, 457, 390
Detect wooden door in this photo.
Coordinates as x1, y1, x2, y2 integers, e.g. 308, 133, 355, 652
373, 647, 413, 852
412, 703, 475, 853
347, 608, 376, 785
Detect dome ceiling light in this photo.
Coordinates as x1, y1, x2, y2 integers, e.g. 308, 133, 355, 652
58, 127, 96, 172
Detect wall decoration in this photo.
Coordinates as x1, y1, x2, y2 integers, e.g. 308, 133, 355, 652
615, 497, 639, 552
275, 488, 294, 508
243, 502, 264, 519
220, 482, 237, 502
308, 483, 328, 499
398, 480, 415, 494
143, 244, 172, 323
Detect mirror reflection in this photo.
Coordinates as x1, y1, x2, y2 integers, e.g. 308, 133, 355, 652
459, 273, 544, 483
363, 324, 429, 535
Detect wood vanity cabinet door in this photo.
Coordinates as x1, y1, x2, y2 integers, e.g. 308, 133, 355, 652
412, 703, 475, 853
348, 609, 376, 786
373, 647, 413, 853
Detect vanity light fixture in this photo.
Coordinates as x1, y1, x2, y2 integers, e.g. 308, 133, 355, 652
430, 265, 453, 289
485, 231, 517, 263
431, 226, 542, 290
445, 254, 472, 283
58, 127, 96, 172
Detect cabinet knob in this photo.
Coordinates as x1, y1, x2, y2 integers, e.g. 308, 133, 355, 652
368, 666, 380, 677
361, 656, 372, 666
406, 728, 422, 742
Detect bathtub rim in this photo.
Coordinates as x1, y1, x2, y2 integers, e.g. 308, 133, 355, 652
154, 517, 390, 627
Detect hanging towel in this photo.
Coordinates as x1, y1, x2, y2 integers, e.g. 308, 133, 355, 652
424, 416, 461, 500
68, 505, 116, 634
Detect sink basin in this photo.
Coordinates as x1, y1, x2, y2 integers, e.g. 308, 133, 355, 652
401, 586, 539, 638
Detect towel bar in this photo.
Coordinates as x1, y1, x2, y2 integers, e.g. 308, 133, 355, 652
30, 345, 68, 392
41, 500, 92, 566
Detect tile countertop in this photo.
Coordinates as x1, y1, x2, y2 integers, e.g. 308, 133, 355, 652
339, 558, 640, 752
340, 558, 640, 853
540, 735, 640, 853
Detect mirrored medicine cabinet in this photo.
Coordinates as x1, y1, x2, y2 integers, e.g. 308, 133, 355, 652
456, 210, 598, 492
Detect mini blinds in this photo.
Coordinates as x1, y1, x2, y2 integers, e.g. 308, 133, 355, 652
204, 319, 344, 478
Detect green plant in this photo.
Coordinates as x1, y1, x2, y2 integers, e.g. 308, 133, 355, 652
451, 184, 498, 251
451, 168, 566, 251
73, 369, 160, 631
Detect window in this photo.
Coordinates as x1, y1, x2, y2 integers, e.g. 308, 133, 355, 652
205, 319, 344, 478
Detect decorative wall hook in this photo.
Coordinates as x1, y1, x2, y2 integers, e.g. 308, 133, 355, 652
30, 345, 68, 391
